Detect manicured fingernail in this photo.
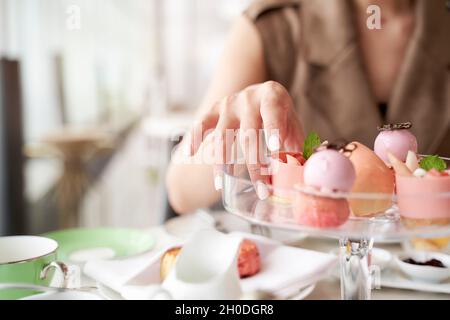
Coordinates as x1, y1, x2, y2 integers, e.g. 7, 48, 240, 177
267, 134, 280, 152
214, 175, 223, 191
183, 142, 192, 157
256, 181, 269, 200
183, 133, 192, 156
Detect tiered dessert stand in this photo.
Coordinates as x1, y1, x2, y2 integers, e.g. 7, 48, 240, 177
222, 159, 450, 300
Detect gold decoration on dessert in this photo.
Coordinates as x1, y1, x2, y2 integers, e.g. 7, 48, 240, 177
377, 122, 412, 132
315, 139, 358, 157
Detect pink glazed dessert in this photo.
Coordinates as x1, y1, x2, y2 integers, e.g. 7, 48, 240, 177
396, 172, 450, 225
270, 152, 305, 200
293, 148, 356, 228
374, 122, 418, 165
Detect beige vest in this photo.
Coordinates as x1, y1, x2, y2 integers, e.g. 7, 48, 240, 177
245, 0, 450, 155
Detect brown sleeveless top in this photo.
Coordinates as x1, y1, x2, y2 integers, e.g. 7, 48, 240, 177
244, 0, 450, 155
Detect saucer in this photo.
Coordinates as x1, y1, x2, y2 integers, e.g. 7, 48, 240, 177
43, 228, 155, 263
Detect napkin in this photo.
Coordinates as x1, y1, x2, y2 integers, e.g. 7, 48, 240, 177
84, 232, 337, 299
236, 233, 337, 295
84, 244, 180, 293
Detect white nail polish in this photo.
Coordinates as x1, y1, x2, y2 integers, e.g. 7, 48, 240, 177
214, 175, 223, 190
256, 181, 269, 200
182, 141, 192, 157
267, 134, 280, 152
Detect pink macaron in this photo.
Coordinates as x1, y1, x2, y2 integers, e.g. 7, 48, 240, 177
293, 194, 350, 228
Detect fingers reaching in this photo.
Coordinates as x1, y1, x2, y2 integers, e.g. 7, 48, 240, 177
239, 94, 271, 200
212, 96, 239, 190
189, 112, 219, 156
259, 81, 290, 152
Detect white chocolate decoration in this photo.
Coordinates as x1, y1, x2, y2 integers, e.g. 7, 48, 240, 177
405, 151, 419, 172
387, 152, 412, 177
413, 168, 427, 178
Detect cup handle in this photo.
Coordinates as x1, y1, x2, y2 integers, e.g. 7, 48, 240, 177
40, 261, 70, 288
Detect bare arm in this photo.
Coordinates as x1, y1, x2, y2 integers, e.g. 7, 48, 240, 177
166, 14, 267, 214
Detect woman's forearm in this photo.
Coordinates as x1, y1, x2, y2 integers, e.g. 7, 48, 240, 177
166, 147, 220, 214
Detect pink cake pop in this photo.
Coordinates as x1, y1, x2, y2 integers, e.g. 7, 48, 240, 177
374, 122, 418, 165
303, 148, 356, 192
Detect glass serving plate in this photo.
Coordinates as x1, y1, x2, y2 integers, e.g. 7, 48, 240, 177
222, 158, 450, 300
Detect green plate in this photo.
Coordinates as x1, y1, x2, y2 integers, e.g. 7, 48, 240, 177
42, 228, 155, 262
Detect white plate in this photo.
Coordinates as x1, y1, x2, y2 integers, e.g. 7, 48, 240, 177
380, 269, 450, 294
165, 210, 308, 244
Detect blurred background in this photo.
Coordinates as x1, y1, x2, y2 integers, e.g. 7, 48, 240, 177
0, 0, 251, 235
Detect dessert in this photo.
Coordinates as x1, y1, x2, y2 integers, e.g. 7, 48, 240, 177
237, 239, 261, 278
374, 122, 418, 165
159, 240, 261, 280
269, 132, 320, 201
392, 153, 450, 225
409, 237, 450, 252
270, 152, 305, 200
293, 194, 351, 228
303, 148, 356, 192
348, 142, 395, 216
160, 246, 182, 281
293, 142, 356, 228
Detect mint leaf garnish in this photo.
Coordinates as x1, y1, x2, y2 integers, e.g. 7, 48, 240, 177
303, 132, 321, 160
419, 155, 447, 172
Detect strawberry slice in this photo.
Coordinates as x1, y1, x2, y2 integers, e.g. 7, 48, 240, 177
272, 152, 305, 165
427, 169, 447, 177
286, 154, 301, 165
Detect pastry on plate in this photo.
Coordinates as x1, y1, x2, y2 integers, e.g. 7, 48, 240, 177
159, 240, 261, 280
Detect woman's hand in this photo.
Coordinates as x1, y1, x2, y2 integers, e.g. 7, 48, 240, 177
187, 81, 305, 199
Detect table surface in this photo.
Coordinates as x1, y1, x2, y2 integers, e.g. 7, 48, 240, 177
80, 219, 450, 300
154, 221, 449, 300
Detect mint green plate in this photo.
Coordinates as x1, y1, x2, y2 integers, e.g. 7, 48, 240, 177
42, 228, 155, 262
